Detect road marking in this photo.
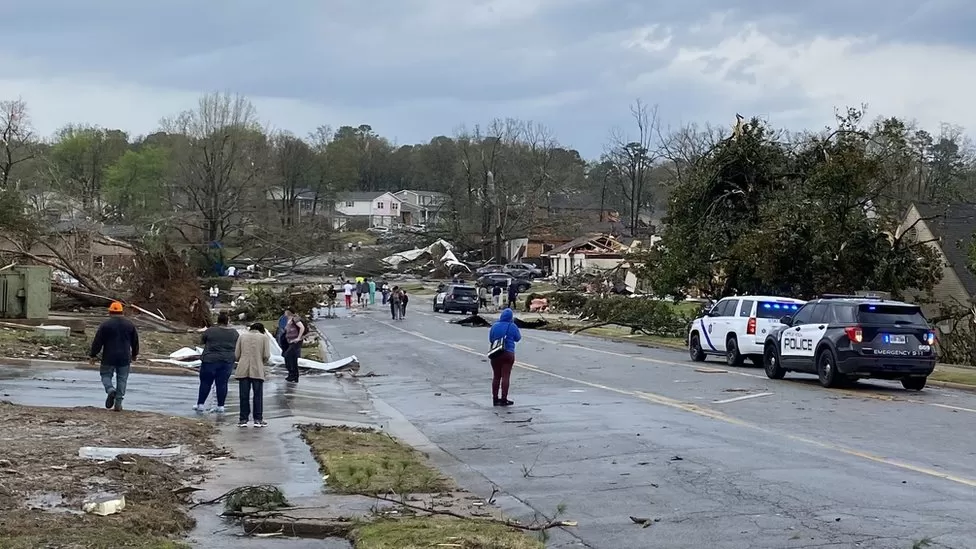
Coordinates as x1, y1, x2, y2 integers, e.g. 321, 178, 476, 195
929, 403, 976, 414
373, 318, 976, 488
713, 392, 774, 404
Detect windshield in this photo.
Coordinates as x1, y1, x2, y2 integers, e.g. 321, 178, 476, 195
757, 301, 802, 319
451, 287, 477, 296
857, 304, 927, 325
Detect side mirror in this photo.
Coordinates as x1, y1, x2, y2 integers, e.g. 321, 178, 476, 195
780, 315, 793, 326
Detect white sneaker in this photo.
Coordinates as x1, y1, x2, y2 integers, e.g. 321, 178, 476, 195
254, 421, 267, 428
210, 406, 226, 414
192, 404, 205, 412
237, 422, 249, 428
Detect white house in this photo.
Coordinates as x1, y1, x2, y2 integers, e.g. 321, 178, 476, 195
333, 192, 404, 228
393, 190, 448, 225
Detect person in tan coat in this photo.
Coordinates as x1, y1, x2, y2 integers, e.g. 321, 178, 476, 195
235, 322, 271, 427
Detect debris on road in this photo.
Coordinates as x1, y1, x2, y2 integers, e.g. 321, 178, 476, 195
78, 445, 183, 460
451, 314, 549, 329
82, 495, 126, 516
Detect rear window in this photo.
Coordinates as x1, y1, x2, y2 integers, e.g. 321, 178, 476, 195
857, 304, 927, 325
757, 301, 801, 319
451, 286, 477, 296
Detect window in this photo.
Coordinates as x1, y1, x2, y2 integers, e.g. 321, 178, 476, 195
807, 303, 828, 324
711, 299, 734, 317
94, 256, 105, 268
791, 303, 815, 325
856, 304, 927, 325
391, 202, 398, 210
830, 304, 857, 324
738, 300, 755, 317
723, 299, 740, 317
345, 201, 354, 207
757, 301, 801, 319
376, 202, 384, 209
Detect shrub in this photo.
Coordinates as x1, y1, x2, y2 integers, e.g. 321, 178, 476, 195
544, 292, 693, 338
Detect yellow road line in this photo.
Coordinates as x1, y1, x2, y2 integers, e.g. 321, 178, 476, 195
374, 318, 976, 488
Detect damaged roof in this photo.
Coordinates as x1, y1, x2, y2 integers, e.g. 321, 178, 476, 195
543, 234, 630, 256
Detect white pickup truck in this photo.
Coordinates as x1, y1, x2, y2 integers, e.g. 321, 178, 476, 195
688, 296, 806, 366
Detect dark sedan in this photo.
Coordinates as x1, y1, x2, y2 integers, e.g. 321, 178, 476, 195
477, 273, 531, 293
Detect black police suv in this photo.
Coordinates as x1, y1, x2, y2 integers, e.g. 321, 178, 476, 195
762, 296, 937, 390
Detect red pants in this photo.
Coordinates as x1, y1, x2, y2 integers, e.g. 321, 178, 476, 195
490, 351, 515, 400
345, 295, 352, 308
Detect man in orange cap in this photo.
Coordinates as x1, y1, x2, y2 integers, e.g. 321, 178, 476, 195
89, 301, 140, 411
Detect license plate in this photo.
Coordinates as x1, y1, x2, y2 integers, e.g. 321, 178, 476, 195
888, 334, 906, 344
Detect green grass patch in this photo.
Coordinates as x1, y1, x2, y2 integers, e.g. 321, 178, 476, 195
931, 365, 976, 386
299, 425, 451, 495
352, 517, 543, 549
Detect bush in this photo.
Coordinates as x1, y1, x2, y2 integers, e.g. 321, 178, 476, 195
547, 292, 591, 312
231, 286, 324, 321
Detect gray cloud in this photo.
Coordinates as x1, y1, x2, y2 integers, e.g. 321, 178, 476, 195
0, 0, 974, 156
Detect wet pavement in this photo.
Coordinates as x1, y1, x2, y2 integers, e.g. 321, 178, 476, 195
0, 364, 372, 548
321, 307, 976, 549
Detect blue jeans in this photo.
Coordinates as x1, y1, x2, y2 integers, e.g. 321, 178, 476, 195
100, 364, 130, 402
198, 361, 234, 407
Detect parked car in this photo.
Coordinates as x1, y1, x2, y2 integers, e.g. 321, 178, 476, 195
688, 295, 807, 366
433, 284, 479, 314
762, 295, 937, 390
477, 273, 531, 293
504, 262, 544, 279
475, 264, 505, 276
366, 226, 390, 234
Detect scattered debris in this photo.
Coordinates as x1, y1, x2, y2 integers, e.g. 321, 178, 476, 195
629, 516, 654, 528
82, 495, 126, 516
78, 445, 183, 460
694, 367, 727, 374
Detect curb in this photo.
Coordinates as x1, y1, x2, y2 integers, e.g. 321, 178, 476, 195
927, 379, 976, 393
1, 358, 196, 377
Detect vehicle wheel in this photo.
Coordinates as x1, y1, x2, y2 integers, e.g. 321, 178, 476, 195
764, 343, 785, 379
689, 333, 706, 362
902, 377, 927, 391
817, 349, 845, 388
726, 336, 744, 366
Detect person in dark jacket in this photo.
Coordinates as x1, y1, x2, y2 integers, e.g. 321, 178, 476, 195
194, 311, 239, 413
282, 309, 307, 383
89, 301, 139, 411
488, 308, 522, 406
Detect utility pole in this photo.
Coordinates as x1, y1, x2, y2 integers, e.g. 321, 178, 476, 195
488, 170, 503, 262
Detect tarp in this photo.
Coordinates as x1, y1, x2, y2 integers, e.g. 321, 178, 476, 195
148, 330, 359, 373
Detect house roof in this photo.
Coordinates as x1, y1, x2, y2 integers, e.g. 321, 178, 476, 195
543, 234, 628, 256
48, 220, 138, 238
915, 202, 976, 299
335, 192, 387, 202
395, 189, 448, 197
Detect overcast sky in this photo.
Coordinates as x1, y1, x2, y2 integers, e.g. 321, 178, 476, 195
2, 0, 974, 157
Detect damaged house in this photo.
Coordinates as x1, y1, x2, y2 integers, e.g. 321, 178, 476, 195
543, 233, 656, 292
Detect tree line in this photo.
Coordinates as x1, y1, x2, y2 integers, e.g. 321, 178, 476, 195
0, 93, 974, 304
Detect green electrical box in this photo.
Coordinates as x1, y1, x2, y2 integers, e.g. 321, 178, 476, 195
0, 265, 51, 319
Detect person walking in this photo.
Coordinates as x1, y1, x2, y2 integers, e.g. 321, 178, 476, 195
276, 310, 289, 349
235, 322, 271, 427
343, 280, 355, 309
390, 286, 402, 320
355, 279, 364, 307
89, 301, 139, 412
326, 284, 337, 317
209, 285, 220, 308
367, 278, 377, 306
478, 285, 488, 311
194, 311, 239, 413
282, 309, 307, 383
492, 285, 502, 311
507, 281, 519, 310
488, 308, 522, 406
381, 282, 390, 304
400, 290, 409, 319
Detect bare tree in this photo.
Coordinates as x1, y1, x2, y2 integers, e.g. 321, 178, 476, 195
0, 99, 36, 190
607, 100, 660, 236
161, 92, 265, 245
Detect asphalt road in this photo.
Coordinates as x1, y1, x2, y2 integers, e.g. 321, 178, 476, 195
325, 306, 976, 549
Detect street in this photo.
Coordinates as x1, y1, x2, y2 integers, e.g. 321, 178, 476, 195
327, 307, 976, 549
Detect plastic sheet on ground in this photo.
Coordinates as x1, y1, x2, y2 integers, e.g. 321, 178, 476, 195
79, 445, 182, 460
147, 330, 359, 373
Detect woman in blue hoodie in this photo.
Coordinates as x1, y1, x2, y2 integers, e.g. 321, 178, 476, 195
488, 308, 522, 406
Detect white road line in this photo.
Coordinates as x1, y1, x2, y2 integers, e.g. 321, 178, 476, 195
713, 392, 774, 404
929, 403, 976, 414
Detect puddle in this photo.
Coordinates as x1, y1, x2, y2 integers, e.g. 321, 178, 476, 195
24, 491, 81, 515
